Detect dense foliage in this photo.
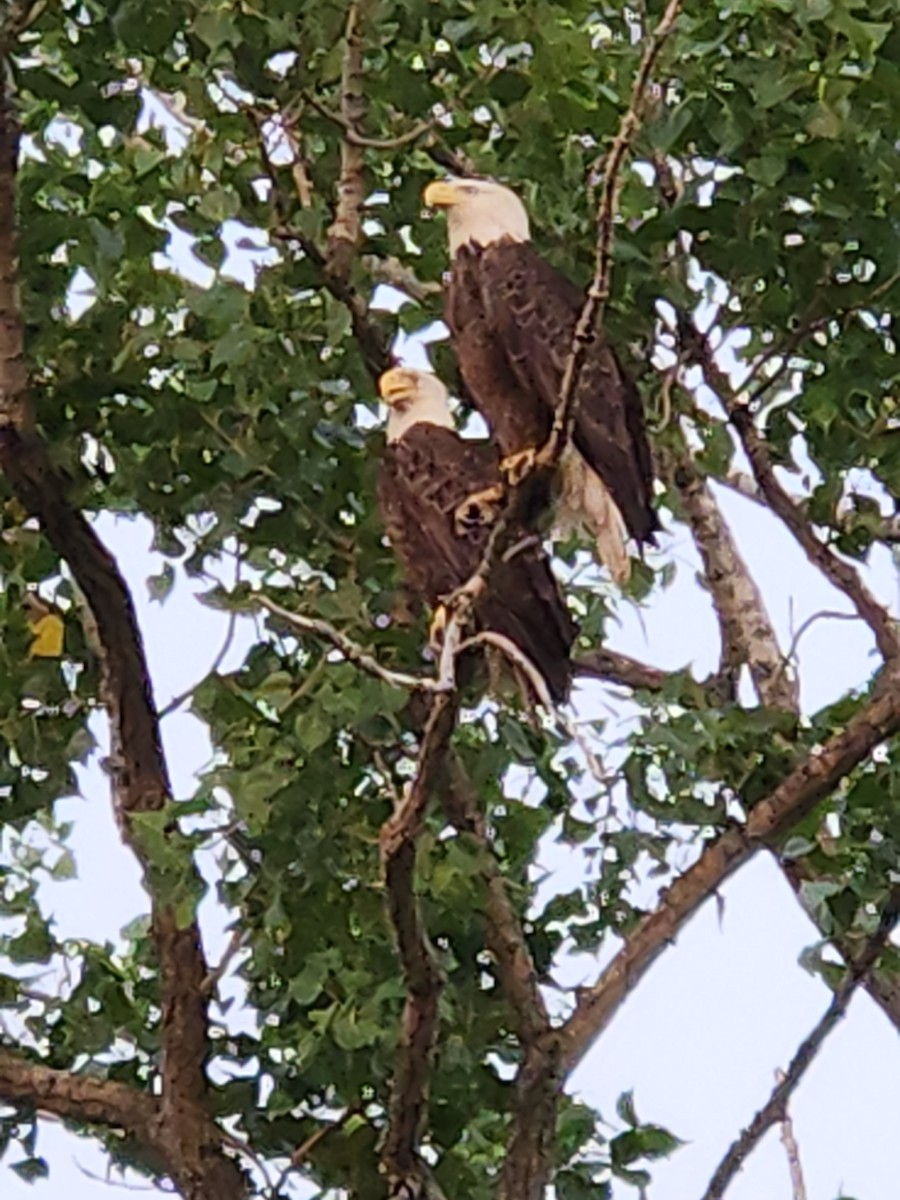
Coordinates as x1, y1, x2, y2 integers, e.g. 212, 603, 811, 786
0, 1, 898, 1197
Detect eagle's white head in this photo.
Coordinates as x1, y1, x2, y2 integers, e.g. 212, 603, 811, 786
379, 367, 454, 443
423, 177, 531, 256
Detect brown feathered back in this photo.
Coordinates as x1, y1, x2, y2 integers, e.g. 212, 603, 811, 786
377, 422, 576, 703
446, 239, 659, 547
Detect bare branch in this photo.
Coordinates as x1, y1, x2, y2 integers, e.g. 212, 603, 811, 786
325, 2, 367, 281
259, 595, 445, 693
158, 609, 238, 720
558, 661, 900, 1075
547, 0, 682, 459
665, 438, 800, 711
775, 1071, 808, 1200
379, 694, 457, 1193
362, 254, 443, 303
700, 887, 900, 1200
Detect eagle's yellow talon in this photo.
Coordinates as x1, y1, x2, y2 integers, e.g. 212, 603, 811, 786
429, 604, 448, 651
500, 448, 538, 486
453, 484, 505, 534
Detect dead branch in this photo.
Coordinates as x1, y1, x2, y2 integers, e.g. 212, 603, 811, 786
557, 660, 900, 1075
548, 0, 682, 458
325, 2, 367, 281
775, 1070, 807, 1200
700, 887, 900, 1200
259, 595, 445, 693
379, 694, 457, 1192
665, 437, 800, 711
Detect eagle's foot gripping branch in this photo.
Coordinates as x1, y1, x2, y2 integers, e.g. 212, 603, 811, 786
454, 484, 505, 535
500, 447, 538, 487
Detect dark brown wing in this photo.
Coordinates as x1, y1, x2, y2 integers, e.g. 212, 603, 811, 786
377, 422, 575, 701
445, 246, 550, 457
477, 239, 660, 545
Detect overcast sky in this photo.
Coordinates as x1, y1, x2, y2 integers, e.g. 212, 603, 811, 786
4, 100, 900, 1198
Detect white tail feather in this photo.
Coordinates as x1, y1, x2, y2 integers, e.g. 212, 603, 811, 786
556, 449, 631, 584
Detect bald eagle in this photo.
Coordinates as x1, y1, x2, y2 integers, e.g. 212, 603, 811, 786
376, 366, 576, 704
424, 177, 660, 584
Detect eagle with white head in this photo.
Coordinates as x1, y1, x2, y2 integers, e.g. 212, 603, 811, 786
424, 176, 660, 583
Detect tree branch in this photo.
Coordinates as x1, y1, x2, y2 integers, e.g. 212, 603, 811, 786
682, 327, 899, 661
0, 76, 31, 432
699, 886, 900, 1200
0, 76, 243, 1199
547, 0, 682, 459
0, 1050, 158, 1141
664, 437, 800, 710
378, 693, 457, 1193
574, 647, 678, 692
250, 111, 390, 382
439, 755, 550, 1042
258, 595, 445, 693
775, 1071, 808, 1200
557, 661, 900, 1075
325, 2, 367, 281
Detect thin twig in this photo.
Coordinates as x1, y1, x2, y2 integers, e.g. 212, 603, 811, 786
700, 886, 900, 1200
258, 595, 445, 693
200, 927, 245, 999
271, 1106, 364, 1196
158, 609, 238, 720
546, 0, 683, 460
305, 92, 434, 150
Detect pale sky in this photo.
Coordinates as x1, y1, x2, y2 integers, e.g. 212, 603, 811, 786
4, 98, 900, 1199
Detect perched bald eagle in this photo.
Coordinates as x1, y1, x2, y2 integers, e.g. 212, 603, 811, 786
424, 177, 660, 584
376, 366, 576, 704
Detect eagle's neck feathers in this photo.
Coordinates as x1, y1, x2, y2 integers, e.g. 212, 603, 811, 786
448, 210, 530, 257
386, 401, 454, 444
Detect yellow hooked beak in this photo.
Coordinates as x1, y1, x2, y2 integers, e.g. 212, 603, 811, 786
423, 180, 461, 209
378, 368, 417, 406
